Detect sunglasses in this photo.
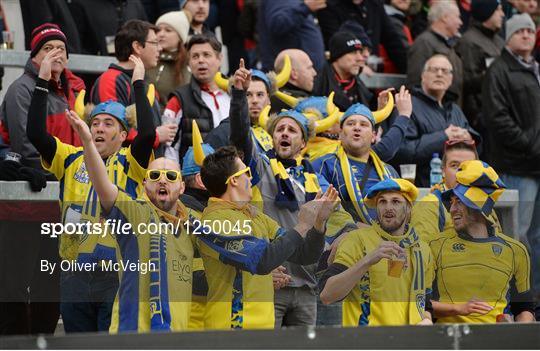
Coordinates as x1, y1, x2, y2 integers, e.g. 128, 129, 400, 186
225, 167, 252, 184
146, 169, 181, 182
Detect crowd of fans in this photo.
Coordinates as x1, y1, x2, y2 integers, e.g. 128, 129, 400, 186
0, 0, 539, 337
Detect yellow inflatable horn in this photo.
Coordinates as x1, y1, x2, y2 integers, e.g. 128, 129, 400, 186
311, 92, 341, 133
372, 91, 394, 124
274, 54, 291, 88
274, 90, 299, 108
74, 89, 86, 119
192, 120, 205, 167
147, 83, 155, 106
214, 72, 230, 91
258, 105, 271, 130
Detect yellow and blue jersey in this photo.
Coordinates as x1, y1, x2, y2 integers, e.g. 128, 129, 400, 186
107, 191, 194, 333
42, 137, 151, 261
429, 229, 531, 324
334, 226, 434, 326
197, 198, 283, 330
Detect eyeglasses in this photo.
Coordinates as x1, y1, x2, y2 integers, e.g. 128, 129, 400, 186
425, 66, 453, 75
145, 40, 160, 47
225, 167, 252, 184
146, 169, 181, 182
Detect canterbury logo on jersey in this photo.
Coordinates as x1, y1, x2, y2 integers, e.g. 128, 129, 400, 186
452, 243, 466, 252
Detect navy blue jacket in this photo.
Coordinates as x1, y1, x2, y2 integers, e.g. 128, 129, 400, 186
393, 87, 480, 187
258, 0, 325, 72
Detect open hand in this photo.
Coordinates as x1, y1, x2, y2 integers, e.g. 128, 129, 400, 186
65, 109, 92, 144
129, 55, 146, 83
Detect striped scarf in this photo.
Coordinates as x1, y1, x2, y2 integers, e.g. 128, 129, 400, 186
143, 196, 188, 331
337, 145, 390, 224
266, 149, 321, 212
373, 223, 428, 323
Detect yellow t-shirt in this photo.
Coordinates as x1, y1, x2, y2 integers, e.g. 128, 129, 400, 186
108, 191, 194, 333
412, 193, 502, 243
429, 230, 531, 324
198, 198, 282, 330
334, 225, 434, 326
42, 137, 151, 260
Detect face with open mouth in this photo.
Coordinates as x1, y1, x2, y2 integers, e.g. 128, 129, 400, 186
376, 192, 410, 234
340, 115, 374, 156
90, 114, 127, 158
272, 117, 306, 160
449, 195, 477, 232
144, 158, 184, 213
188, 43, 222, 84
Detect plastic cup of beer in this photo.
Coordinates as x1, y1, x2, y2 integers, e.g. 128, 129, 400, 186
1, 31, 14, 50
387, 253, 406, 278
399, 164, 416, 184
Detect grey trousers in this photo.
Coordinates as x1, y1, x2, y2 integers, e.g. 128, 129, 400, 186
274, 286, 317, 328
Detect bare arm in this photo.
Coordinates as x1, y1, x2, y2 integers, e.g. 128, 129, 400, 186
65, 110, 118, 212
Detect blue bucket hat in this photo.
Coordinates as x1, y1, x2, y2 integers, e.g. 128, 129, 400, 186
90, 100, 129, 131
182, 143, 215, 177
340, 103, 375, 126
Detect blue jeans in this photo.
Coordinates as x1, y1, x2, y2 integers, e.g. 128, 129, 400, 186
60, 270, 118, 333
501, 174, 540, 295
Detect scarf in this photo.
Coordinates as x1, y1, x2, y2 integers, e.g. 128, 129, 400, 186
266, 149, 321, 212
251, 125, 273, 152
337, 144, 390, 224
143, 195, 188, 331
373, 223, 427, 324
198, 198, 268, 274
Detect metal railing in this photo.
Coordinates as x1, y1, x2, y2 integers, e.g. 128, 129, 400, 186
0, 181, 520, 236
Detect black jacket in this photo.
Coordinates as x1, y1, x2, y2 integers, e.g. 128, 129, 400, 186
393, 87, 480, 187
313, 61, 373, 111
68, 0, 147, 55
170, 78, 216, 159
317, 0, 408, 73
406, 30, 463, 105
482, 49, 540, 176
456, 22, 504, 128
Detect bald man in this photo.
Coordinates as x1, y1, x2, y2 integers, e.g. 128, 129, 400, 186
66, 109, 195, 332
270, 49, 318, 114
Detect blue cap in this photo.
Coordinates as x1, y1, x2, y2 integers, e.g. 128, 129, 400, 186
182, 143, 215, 176
340, 103, 375, 126
90, 100, 129, 131
295, 97, 329, 118
251, 69, 272, 92
275, 109, 311, 142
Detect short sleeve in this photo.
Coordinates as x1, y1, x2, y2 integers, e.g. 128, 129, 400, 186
333, 231, 365, 268
512, 241, 531, 293
42, 137, 81, 180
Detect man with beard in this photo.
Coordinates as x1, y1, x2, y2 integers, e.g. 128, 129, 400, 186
66, 108, 194, 332
430, 160, 535, 323
229, 64, 356, 327
319, 178, 434, 326
180, 0, 213, 36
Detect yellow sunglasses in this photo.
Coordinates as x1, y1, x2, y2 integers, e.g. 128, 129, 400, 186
146, 169, 181, 182
225, 167, 252, 184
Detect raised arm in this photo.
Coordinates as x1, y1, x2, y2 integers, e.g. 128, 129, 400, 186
65, 110, 118, 213
228, 59, 255, 163
129, 55, 157, 168
26, 49, 63, 165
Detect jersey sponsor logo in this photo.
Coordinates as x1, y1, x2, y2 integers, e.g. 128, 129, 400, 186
73, 162, 90, 184
491, 244, 502, 256
452, 243, 465, 252
225, 240, 244, 253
